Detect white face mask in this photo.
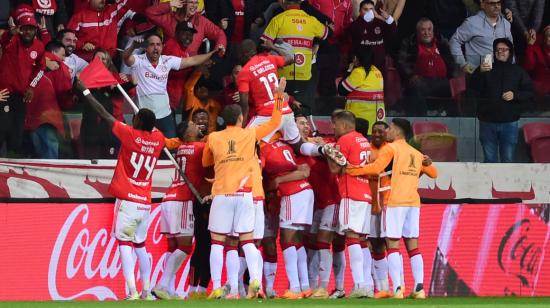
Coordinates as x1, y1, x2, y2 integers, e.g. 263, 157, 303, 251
363, 9, 375, 22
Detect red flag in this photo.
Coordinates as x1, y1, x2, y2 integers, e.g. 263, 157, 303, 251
79, 56, 119, 89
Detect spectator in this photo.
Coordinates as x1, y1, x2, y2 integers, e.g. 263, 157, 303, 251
221, 64, 242, 107
80, 49, 130, 159
164, 22, 198, 112
398, 18, 457, 116
450, 0, 514, 74
146, 0, 227, 56
261, 0, 330, 110
184, 68, 221, 134
504, 0, 545, 53
470, 38, 533, 163
338, 46, 384, 134
26, 41, 72, 159
191, 108, 210, 137
56, 29, 87, 81
67, 0, 141, 61
0, 6, 48, 157
205, 0, 260, 45
123, 33, 218, 137
348, 0, 396, 76
23, 0, 68, 37
524, 25, 550, 98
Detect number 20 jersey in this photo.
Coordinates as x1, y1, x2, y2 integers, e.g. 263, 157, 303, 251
163, 141, 206, 202
336, 131, 372, 202
237, 53, 292, 116
109, 121, 166, 204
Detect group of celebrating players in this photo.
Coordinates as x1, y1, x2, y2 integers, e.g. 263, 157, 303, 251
76, 38, 438, 301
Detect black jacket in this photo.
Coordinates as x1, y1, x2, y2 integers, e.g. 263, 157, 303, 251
470, 61, 533, 123
397, 33, 457, 82
204, 0, 261, 42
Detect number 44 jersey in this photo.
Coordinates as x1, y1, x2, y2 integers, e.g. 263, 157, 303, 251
237, 53, 293, 117
109, 121, 166, 204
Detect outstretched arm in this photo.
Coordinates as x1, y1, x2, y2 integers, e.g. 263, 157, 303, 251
75, 80, 115, 127
179, 48, 218, 70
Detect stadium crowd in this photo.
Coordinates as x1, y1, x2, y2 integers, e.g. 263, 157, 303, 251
1, 0, 550, 301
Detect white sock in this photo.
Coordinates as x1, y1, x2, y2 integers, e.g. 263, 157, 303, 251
348, 244, 365, 289
159, 249, 187, 288
410, 254, 424, 289
283, 246, 300, 292
119, 245, 137, 295
333, 250, 346, 290
297, 246, 310, 291
210, 244, 224, 289
168, 274, 176, 295
225, 250, 240, 295
400, 254, 405, 287
307, 248, 320, 289
134, 247, 151, 292
197, 285, 207, 292
264, 261, 277, 292
373, 258, 389, 291
241, 243, 259, 283
238, 256, 247, 296
256, 252, 264, 289
188, 285, 197, 293
318, 248, 332, 289
299, 142, 321, 156
387, 251, 402, 293
162, 251, 172, 287
362, 248, 374, 290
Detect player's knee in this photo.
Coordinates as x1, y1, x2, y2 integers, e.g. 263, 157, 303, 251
407, 247, 421, 258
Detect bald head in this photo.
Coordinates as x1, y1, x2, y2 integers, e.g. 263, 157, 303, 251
239, 39, 257, 64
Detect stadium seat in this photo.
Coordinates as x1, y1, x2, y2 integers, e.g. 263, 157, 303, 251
384, 56, 401, 108
414, 132, 458, 162
412, 121, 449, 135
530, 137, 550, 163
450, 75, 466, 114
522, 122, 550, 144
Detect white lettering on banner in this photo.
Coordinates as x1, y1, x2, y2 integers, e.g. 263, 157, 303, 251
48, 204, 191, 300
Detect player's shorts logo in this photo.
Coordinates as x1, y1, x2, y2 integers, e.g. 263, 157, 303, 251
294, 53, 305, 67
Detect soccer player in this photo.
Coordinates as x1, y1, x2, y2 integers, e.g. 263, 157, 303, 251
152, 120, 205, 299
328, 111, 373, 298
237, 39, 323, 158
261, 135, 314, 299
346, 118, 438, 299
76, 80, 165, 300
367, 121, 393, 298
202, 81, 285, 299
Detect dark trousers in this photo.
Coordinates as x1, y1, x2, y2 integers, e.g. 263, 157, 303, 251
405, 77, 451, 116
0, 94, 26, 157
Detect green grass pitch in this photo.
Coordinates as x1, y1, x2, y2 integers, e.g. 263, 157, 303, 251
2, 298, 550, 308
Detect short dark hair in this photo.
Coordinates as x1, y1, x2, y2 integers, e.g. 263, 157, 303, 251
355, 118, 370, 137
372, 121, 389, 130
45, 40, 65, 53
191, 108, 209, 119
56, 29, 76, 41
392, 118, 413, 140
360, 0, 375, 8
222, 104, 242, 126
330, 109, 345, 120
332, 110, 356, 126
137, 108, 156, 132
144, 32, 163, 43
176, 120, 190, 139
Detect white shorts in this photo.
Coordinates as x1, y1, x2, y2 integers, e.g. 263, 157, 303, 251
264, 206, 279, 238
384, 206, 420, 239
309, 204, 339, 234
160, 200, 194, 236
248, 113, 300, 143
280, 189, 314, 230
338, 198, 371, 235
112, 199, 151, 243
208, 192, 255, 235
253, 200, 265, 240
368, 214, 385, 238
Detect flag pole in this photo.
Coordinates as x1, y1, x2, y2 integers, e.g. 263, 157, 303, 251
116, 84, 204, 204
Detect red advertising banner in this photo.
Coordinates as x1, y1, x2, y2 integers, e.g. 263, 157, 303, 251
0, 202, 548, 300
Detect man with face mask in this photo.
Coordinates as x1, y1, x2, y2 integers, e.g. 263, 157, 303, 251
470, 38, 534, 163
0, 5, 47, 157
347, 0, 396, 75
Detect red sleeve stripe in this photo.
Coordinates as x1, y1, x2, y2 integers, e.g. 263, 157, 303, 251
341, 78, 355, 92
73, 0, 130, 31
321, 25, 329, 40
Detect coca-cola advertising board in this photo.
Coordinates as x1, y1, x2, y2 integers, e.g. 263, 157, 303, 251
0, 202, 548, 300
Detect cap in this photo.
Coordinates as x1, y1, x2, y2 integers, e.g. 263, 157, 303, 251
176, 21, 198, 34
13, 4, 37, 27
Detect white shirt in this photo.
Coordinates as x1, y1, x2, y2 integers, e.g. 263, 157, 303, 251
131, 54, 182, 119
64, 53, 88, 81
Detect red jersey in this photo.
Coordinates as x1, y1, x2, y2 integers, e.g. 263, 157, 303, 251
261, 141, 311, 196
163, 141, 205, 202
336, 131, 371, 202
109, 121, 165, 204
237, 53, 292, 116
297, 155, 340, 209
